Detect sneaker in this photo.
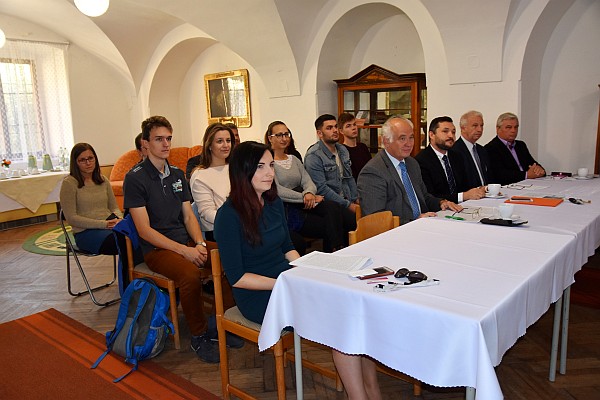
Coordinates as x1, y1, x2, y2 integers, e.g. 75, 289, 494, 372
206, 328, 245, 349
191, 334, 220, 364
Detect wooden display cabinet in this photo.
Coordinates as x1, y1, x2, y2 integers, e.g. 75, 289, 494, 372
335, 64, 427, 156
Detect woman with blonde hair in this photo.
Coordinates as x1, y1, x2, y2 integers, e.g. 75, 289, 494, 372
190, 123, 236, 241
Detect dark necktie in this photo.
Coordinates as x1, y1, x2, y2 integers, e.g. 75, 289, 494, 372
472, 146, 486, 185
397, 162, 420, 219
442, 155, 456, 194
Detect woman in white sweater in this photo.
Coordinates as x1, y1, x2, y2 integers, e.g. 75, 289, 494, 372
59, 143, 123, 255
265, 121, 355, 252
190, 123, 235, 241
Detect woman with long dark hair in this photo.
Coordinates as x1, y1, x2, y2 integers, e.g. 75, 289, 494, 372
59, 143, 124, 257
190, 123, 235, 241
213, 141, 297, 323
214, 141, 382, 399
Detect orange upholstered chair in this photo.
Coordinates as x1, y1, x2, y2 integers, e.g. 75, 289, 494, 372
109, 146, 202, 210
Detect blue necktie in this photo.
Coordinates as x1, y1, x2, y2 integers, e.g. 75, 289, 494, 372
442, 155, 456, 194
398, 162, 420, 220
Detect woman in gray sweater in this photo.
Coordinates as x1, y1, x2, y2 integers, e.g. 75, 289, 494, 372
59, 143, 124, 257
265, 121, 354, 252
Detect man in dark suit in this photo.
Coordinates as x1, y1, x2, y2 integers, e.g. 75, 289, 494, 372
357, 116, 461, 224
484, 112, 545, 185
452, 110, 493, 187
415, 116, 486, 203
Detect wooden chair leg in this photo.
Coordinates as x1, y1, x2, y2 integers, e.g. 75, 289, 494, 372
273, 341, 287, 400
167, 282, 180, 349
414, 381, 422, 396
217, 319, 231, 399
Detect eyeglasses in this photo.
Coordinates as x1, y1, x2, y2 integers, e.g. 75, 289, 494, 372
270, 132, 291, 139
77, 156, 95, 164
394, 268, 428, 283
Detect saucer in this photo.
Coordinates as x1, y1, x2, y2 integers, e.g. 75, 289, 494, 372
485, 193, 505, 199
575, 175, 592, 180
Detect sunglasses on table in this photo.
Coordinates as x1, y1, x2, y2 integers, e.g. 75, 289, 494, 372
394, 268, 428, 283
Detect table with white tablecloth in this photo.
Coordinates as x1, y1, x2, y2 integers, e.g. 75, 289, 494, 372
0, 171, 67, 214
258, 177, 600, 400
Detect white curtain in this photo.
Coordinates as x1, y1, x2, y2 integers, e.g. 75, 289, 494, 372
0, 39, 73, 162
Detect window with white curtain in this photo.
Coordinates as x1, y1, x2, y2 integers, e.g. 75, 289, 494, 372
0, 39, 73, 163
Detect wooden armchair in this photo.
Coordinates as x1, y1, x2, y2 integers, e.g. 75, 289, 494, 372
211, 249, 341, 399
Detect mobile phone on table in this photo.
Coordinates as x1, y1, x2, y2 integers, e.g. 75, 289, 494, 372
357, 266, 394, 280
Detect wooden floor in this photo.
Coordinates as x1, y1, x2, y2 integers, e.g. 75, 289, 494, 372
2, 221, 600, 400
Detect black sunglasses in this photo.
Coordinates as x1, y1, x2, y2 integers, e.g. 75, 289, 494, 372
394, 268, 428, 283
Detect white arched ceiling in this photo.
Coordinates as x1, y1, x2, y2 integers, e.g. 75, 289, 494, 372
0, 0, 133, 91
133, 0, 300, 98
307, 0, 447, 116
148, 37, 217, 138
91, 0, 183, 91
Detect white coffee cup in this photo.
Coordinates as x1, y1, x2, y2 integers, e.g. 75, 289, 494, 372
10, 169, 21, 178
498, 203, 515, 220
577, 167, 588, 178
487, 183, 501, 196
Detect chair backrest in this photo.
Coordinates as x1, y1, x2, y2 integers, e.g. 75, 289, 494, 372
355, 204, 362, 222
59, 209, 80, 254
348, 210, 400, 245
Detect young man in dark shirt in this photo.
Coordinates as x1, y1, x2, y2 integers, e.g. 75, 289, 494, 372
124, 116, 240, 364
339, 113, 371, 181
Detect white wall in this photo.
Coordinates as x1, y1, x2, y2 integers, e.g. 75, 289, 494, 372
538, 0, 600, 173
69, 45, 134, 164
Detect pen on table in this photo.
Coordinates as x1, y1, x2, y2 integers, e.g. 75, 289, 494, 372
510, 196, 533, 202
445, 215, 465, 221
366, 278, 389, 284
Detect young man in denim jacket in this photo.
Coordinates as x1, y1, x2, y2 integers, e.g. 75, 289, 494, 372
305, 114, 359, 217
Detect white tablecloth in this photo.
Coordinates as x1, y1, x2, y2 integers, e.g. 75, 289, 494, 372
0, 171, 67, 213
259, 177, 600, 400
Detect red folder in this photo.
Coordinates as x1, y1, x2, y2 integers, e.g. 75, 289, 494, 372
505, 196, 564, 207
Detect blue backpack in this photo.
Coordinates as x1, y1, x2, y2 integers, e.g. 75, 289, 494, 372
91, 278, 174, 382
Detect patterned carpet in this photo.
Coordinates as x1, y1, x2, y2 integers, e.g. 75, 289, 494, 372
21, 225, 68, 256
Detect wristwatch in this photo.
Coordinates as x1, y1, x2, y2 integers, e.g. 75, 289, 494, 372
196, 241, 207, 247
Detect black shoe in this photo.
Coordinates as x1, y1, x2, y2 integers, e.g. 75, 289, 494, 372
206, 328, 245, 349
191, 334, 220, 363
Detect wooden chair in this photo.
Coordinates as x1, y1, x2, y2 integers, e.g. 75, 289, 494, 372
211, 249, 341, 400
348, 210, 400, 245
348, 211, 422, 396
60, 210, 119, 307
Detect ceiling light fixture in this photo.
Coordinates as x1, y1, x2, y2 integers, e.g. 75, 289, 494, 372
74, 0, 110, 17
0, 28, 6, 48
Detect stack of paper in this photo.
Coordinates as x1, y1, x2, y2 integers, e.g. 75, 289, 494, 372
290, 251, 372, 274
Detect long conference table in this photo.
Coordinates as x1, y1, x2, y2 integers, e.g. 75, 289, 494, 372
258, 177, 600, 400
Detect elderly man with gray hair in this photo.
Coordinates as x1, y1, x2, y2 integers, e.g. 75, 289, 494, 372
357, 116, 461, 224
484, 112, 545, 185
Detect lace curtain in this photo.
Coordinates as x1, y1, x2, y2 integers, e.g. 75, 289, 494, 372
0, 39, 73, 163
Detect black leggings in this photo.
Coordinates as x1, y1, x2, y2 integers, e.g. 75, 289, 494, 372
290, 200, 356, 252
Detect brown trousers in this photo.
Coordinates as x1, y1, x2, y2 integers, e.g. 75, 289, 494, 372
144, 244, 235, 336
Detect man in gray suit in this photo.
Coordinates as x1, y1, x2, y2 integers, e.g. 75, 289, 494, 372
357, 116, 461, 223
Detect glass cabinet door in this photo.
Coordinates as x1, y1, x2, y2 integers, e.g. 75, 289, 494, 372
336, 66, 426, 156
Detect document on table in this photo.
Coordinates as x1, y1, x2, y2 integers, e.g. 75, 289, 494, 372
290, 251, 372, 274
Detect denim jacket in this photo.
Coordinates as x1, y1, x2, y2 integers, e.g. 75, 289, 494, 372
304, 140, 358, 208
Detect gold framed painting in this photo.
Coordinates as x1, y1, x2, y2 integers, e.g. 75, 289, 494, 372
204, 69, 251, 128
